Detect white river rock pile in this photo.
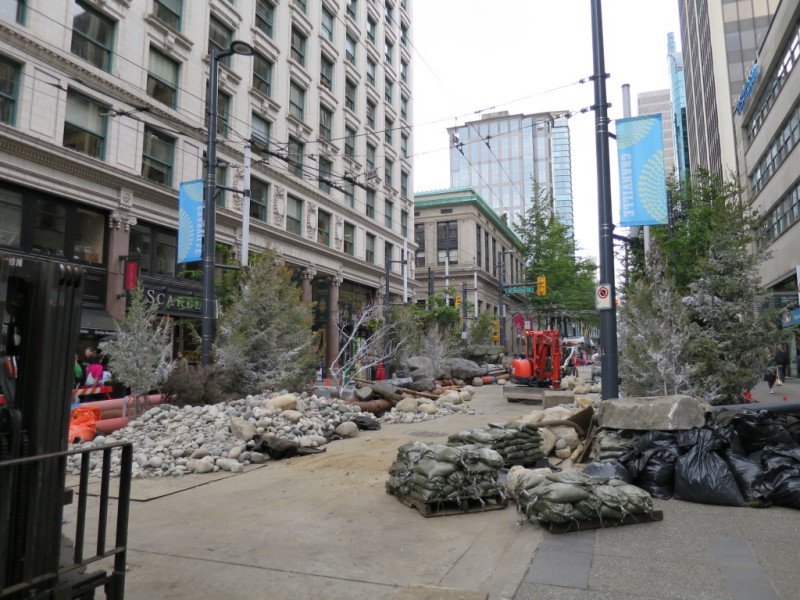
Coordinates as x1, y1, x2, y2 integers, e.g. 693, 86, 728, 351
67, 388, 476, 479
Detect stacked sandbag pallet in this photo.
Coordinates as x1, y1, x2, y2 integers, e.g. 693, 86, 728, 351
506, 467, 655, 526
592, 430, 637, 462
387, 441, 504, 504
446, 421, 544, 467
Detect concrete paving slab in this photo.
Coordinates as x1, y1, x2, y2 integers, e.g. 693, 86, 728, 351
392, 586, 488, 600
514, 583, 668, 600
718, 564, 780, 600
748, 538, 800, 575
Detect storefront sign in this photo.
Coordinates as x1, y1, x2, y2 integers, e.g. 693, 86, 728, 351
143, 287, 202, 313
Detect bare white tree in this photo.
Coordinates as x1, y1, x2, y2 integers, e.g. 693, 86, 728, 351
329, 302, 408, 391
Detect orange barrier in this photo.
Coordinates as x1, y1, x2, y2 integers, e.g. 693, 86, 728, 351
72, 385, 113, 400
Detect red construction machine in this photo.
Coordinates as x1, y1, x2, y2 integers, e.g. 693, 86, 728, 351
504, 329, 562, 402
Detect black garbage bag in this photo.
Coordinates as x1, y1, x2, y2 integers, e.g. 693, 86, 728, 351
730, 410, 797, 454
353, 415, 382, 430
673, 429, 745, 507
631, 430, 679, 453
707, 419, 746, 457
251, 435, 326, 460
582, 460, 632, 483
753, 447, 800, 509
628, 447, 678, 500
724, 451, 766, 504
777, 415, 800, 444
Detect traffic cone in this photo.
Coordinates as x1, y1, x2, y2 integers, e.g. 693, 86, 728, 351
326, 378, 331, 386
784, 396, 789, 402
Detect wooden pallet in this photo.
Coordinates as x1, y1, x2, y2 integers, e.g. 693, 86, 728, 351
386, 483, 507, 517
547, 509, 664, 534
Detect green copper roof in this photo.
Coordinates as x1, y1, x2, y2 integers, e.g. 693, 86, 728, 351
414, 187, 524, 251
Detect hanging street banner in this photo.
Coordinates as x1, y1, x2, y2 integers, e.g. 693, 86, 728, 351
783, 308, 800, 328
616, 114, 668, 227
178, 179, 204, 263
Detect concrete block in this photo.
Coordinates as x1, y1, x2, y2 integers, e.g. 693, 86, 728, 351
542, 389, 575, 409
596, 394, 712, 430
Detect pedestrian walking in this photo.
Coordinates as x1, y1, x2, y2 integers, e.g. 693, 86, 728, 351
774, 343, 789, 384
173, 351, 189, 370
764, 348, 778, 394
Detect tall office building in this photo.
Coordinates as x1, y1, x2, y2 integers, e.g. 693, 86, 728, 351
637, 89, 675, 176
447, 110, 574, 232
678, 0, 779, 175
667, 32, 690, 180
0, 0, 413, 371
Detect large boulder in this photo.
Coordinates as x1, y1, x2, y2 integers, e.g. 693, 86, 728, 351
440, 357, 484, 380
596, 395, 712, 431
466, 344, 505, 364
409, 377, 437, 392
404, 356, 444, 380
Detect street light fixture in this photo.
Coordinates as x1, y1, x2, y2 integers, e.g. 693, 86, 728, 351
201, 40, 255, 368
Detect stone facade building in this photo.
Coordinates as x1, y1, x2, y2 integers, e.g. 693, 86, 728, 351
0, 0, 414, 370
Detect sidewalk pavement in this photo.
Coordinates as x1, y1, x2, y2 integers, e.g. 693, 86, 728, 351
749, 376, 800, 405
66, 384, 800, 600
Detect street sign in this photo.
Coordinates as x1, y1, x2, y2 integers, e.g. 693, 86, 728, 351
596, 284, 612, 310
504, 286, 535, 294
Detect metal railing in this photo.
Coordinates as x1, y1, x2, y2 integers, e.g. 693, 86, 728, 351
0, 441, 132, 599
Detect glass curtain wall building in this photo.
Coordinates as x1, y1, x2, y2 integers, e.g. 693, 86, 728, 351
447, 111, 573, 232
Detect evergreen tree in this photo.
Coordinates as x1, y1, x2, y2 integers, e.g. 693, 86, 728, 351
214, 251, 317, 393
514, 180, 598, 328
99, 285, 173, 408
619, 171, 783, 404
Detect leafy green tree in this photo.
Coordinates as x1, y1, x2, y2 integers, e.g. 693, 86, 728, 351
514, 180, 598, 327
214, 251, 317, 394
619, 171, 783, 404
468, 310, 495, 346
100, 285, 173, 412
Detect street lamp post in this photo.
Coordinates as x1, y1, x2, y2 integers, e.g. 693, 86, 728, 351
201, 41, 254, 367
590, 0, 619, 399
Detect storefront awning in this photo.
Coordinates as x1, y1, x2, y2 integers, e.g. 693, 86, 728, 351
80, 309, 118, 337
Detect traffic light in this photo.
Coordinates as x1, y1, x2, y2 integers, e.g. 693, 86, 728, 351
491, 319, 500, 343
455, 294, 461, 308
536, 276, 547, 296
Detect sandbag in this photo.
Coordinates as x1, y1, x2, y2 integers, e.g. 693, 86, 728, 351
673, 429, 744, 507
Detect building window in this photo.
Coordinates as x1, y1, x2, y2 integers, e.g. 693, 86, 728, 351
142, 126, 174, 186
366, 57, 376, 86
367, 16, 376, 43
344, 185, 355, 208
343, 222, 355, 255
401, 133, 408, 158
385, 241, 393, 268
476, 224, 482, 267
346, 0, 356, 19
319, 104, 333, 140
63, 90, 106, 159
250, 178, 269, 222
401, 210, 408, 237
414, 223, 425, 267
154, 0, 181, 31
345, 34, 357, 65
400, 95, 408, 120
0, 0, 25, 25
0, 57, 19, 126
216, 90, 230, 138
255, 0, 275, 38
344, 126, 355, 157
289, 81, 305, 121
401, 24, 408, 46
365, 232, 375, 263
385, 117, 393, 145
209, 16, 232, 67
321, 7, 334, 41
366, 100, 376, 129
288, 136, 304, 178
71, 1, 114, 71
130, 224, 183, 276
400, 170, 408, 198
291, 27, 306, 66
252, 113, 271, 155
384, 199, 393, 229
320, 54, 334, 90
293, 0, 307, 13
0, 187, 22, 248
385, 158, 393, 187
214, 162, 227, 207
385, 78, 393, 104
253, 53, 272, 97
286, 195, 302, 235
317, 209, 331, 245
384, 39, 393, 64
437, 220, 458, 265
385, 2, 393, 25
366, 189, 375, 218
345, 78, 356, 111
319, 157, 332, 193
147, 48, 179, 107
366, 143, 376, 170
401, 59, 408, 83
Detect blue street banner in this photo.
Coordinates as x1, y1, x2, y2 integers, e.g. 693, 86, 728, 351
178, 179, 204, 263
782, 308, 800, 329
616, 115, 668, 227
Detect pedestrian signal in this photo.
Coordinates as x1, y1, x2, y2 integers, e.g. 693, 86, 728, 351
536, 276, 547, 296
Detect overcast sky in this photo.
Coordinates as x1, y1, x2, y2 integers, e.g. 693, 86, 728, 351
410, 0, 682, 259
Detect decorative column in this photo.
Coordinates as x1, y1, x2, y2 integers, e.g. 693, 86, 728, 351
301, 267, 316, 305
107, 190, 137, 320
326, 275, 343, 377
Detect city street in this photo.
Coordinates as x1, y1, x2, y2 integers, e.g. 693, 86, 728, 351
66, 383, 800, 600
